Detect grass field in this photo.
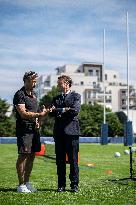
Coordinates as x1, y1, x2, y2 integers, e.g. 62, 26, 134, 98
0, 144, 136, 205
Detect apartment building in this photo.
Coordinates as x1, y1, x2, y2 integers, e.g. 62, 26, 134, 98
36, 62, 136, 113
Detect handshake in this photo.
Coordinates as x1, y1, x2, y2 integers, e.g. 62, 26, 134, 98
39, 105, 71, 117
36, 105, 72, 129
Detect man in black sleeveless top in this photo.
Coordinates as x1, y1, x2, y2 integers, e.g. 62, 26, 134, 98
13, 71, 48, 193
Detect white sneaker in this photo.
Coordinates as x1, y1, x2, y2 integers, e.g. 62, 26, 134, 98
26, 182, 37, 192
17, 184, 31, 193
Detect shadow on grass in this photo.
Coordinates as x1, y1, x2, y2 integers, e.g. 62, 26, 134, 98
0, 187, 72, 193
35, 155, 56, 164
36, 155, 56, 163
0, 187, 16, 192
44, 155, 56, 160
106, 177, 136, 186
37, 188, 71, 192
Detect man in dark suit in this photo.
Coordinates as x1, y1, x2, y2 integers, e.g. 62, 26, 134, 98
50, 75, 81, 192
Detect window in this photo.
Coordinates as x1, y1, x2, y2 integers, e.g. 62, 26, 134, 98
106, 99, 112, 103
88, 70, 93, 76
121, 90, 127, 97
80, 81, 84, 85
93, 82, 96, 88
122, 99, 126, 105
96, 70, 99, 76
105, 74, 107, 80
114, 75, 117, 78
44, 81, 50, 87
87, 91, 91, 98
92, 92, 96, 98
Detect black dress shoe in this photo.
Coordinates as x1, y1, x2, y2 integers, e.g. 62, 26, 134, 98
71, 185, 78, 193
57, 187, 65, 192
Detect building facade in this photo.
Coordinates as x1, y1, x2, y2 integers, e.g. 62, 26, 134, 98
36, 62, 136, 113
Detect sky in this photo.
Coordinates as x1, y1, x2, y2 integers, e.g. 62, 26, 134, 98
0, 0, 136, 104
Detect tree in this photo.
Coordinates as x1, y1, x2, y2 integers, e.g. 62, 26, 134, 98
78, 103, 102, 137
39, 86, 60, 136
0, 98, 15, 136
78, 103, 123, 137
39, 86, 60, 108
106, 113, 124, 137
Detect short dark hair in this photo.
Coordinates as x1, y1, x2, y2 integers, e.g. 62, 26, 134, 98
58, 75, 72, 87
23, 71, 38, 82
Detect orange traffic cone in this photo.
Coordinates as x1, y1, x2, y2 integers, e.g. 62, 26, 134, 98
35, 144, 46, 156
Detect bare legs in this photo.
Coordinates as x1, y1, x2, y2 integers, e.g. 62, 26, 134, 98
16, 153, 35, 185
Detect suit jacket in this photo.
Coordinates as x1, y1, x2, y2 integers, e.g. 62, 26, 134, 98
50, 91, 81, 137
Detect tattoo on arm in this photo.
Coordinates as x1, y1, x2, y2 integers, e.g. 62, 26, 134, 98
16, 104, 39, 119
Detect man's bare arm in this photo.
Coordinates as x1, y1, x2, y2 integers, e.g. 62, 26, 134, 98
16, 104, 49, 119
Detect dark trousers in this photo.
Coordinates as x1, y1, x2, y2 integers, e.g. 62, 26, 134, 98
55, 135, 79, 188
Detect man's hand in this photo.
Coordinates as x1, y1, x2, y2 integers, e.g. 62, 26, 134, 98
39, 105, 50, 117
64, 107, 71, 112
49, 106, 56, 112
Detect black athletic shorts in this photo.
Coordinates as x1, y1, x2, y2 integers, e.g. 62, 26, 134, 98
17, 130, 41, 154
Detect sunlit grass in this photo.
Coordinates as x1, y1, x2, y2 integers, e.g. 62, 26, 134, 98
0, 144, 136, 205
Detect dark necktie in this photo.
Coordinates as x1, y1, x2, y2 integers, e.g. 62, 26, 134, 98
62, 94, 67, 105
